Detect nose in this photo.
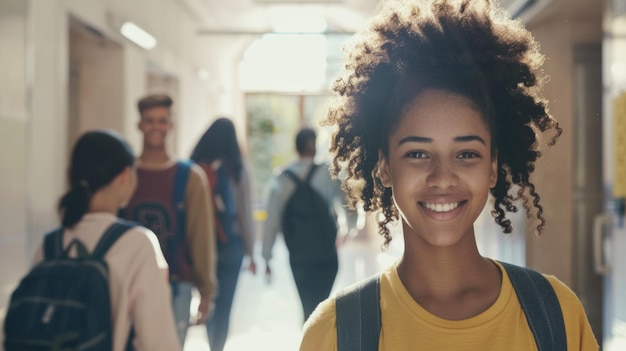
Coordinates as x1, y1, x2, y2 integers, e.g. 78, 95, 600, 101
426, 160, 459, 189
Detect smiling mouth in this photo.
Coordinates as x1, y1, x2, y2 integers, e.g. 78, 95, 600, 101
148, 132, 165, 140
421, 202, 462, 213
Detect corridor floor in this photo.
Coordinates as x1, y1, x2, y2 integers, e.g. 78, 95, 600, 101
184, 235, 402, 351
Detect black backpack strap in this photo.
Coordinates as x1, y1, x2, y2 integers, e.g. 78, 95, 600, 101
500, 261, 567, 351
283, 164, 319, 186
63, 238, 90, 259
91, 220, 136, 260
126, 328, 135, 351
305, 164, 319, 183
283, 169, 302, 186
94, 220, 136, 350
335, 263, 565, 351
173, 160, 192, 240
336, 274, 381, 351
43, 227, 64, 261
167, 160, 192, 280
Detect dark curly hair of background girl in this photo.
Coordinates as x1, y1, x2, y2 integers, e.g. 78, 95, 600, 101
323, 0, 562, 248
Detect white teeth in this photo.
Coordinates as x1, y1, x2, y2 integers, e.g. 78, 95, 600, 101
424, 202, 459, 212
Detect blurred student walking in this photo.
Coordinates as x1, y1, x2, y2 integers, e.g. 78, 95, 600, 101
262, 127, 358, 323
121, 94, 217, 346
191, 117, 257, 351
5, 130, 181, 351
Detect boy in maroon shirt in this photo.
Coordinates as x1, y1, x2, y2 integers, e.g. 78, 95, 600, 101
123, 94, 217, 346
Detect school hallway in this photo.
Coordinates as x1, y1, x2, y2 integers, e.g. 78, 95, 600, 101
183, 234, 403, 351
2, 0, 622, 349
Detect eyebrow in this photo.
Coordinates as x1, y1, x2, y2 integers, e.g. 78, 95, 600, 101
397, 135, 487, 147
397, 136, 432, 146
454, 135, 487, 145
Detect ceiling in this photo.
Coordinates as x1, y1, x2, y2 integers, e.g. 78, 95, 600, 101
185, 0, 602, 74
187, 0, 382, 35
186, 0, 575, 36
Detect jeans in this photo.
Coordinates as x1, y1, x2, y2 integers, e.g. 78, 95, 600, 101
171, 281, 194, 347
206, 236, 245, 351
290, 255, 339, 323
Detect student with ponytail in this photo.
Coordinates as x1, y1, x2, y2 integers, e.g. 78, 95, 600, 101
24, 130, 182, 351
57, 131, 135, 228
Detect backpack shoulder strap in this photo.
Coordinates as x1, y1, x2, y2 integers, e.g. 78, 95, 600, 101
500, 261, 567, 351
283, 168, 302, 186
283, 164, 319, 188
168, 160, 193, 279
335, 263, 566, 351
91, 220, 136, 260
305, 164, 319, 184
174, 160, 193, 210
173, 160, 193, 238
43, 227, 64, 261
92, 219, 136, 351
336, 274, 381, 351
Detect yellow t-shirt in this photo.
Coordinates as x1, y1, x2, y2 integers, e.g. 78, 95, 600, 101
300, 261, 599, 351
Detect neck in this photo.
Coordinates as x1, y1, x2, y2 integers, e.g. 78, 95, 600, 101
139, 146, 171, 166
396, 225, 502, 320
397, 231, 495, 300
88, 191, 121, 215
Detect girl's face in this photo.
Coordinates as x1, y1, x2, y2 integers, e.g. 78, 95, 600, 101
378, 89, 497, 248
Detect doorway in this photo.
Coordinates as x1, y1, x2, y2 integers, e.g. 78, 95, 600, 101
68, 17, 124, 150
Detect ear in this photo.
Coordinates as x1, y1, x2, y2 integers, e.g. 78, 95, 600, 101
378, 150, 392, 188
489, 156, 498, 188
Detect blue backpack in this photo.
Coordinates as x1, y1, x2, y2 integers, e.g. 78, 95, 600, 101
3, 220, 135, 351
335, 261, 566, 351
168, 160, 192, 279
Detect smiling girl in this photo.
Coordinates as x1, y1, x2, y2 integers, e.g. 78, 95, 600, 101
299, 0, 598, 350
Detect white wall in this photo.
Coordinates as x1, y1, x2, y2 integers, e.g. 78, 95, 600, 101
0, 0, 30, 334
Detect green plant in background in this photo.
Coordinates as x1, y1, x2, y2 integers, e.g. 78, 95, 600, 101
246, 94, 300, 203
246, 94, 335, 207
247, 101, 275, 203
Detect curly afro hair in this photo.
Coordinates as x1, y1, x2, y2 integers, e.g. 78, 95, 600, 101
323, 0, 562, 248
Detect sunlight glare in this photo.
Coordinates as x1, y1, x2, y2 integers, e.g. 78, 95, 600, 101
240, 33, 328, 92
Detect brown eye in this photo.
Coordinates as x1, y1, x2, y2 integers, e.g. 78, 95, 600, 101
458, 151, 479, 159
406, 151, 428, 159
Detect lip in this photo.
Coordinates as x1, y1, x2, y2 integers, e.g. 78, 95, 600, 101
419, 200, 466, 221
